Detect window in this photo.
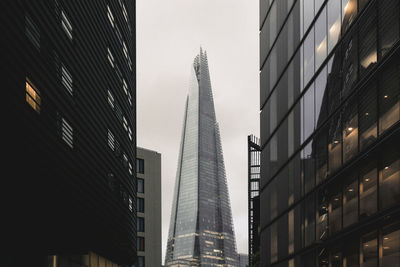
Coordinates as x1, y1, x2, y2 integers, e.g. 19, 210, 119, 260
382, 225, 400, 266
137, 217, 144, 232
304, 29, 315, 86
25, 14, 40, 49
61, 10, 72, 40
379, 62, 400, 134
304, 195, 315, 246
122, 116, 128, 131
136, 256, 144, 267
302, 142, 315, 194
128, 126, 132, 141
303, 0, 314, 34
270, 222, 278, 264
25, 78, 41, 113
128, 196, 133, 212
317, 191, 329, 241
137, 158, 144, 174
138, 178, 144, 193
315, 127, 328, 184
379, 0, 400, 58
360, 164, 377, 218
107, 47, 114, 68
359, 8, 377, 77
137, 237, 145, 251
327, 0, 341, 53
107, 5, 115, 28
60, 117, 73, 148
123, 79, 128, 95
328, 113, 342, 174
123, 153, 128, 167
379, 157, 400, 210
107, 129, 115, 151
329, 191, 342, 235
342, 0, 357, 32
315, 7, 327, 70
107, 90, 114, 109
288, 209, 294, 254
343, 176, 358, 227
61, 64, 73, 95
361, 232, 378, 267
120, 0, 129, 23
342, 98, 358, 163
342, 31, 358, 98
128, 162, 133, 175
302, 85, 315, 143
138, 198, 144, 213
359, 82, 377, 150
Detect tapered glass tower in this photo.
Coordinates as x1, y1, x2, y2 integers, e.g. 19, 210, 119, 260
165, 49, 239, 267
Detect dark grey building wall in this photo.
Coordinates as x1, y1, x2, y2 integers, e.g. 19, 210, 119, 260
259, 0, 400, 266
1, 0, 136, 265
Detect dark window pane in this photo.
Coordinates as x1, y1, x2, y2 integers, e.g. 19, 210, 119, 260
361, 232, 378, 267
138, 198, 144, 213
329, 191, 342, 235
360, 164, 377, 218
315, 127, 328, 184
379, 156, 400, 210
359, 82, 377, 150
137, 217, 144, 232
328, 114, 342, 174
342, 97, 358, 163
379, 61, 400, 134
304, 30, 315, 86
330, 251, 342, 267
343, 176, 358, 227
382, 224, 400, 266
317, 190, 329, 241
379, 0, 400, 58
137, 178, 144, 193
270, 222, 278, 264
137, 158, 145, 174
304, 195, 315, 246
359, 7, 377, 78
341, 29, 358, 99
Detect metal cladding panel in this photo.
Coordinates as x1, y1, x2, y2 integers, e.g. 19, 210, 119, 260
166, 49, 239, 267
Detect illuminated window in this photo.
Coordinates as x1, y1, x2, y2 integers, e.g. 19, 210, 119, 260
123, 79, 128, 96
107, 5, 114, 28
128, 92, 132, 106
25, 78, 41, 113
361, 232, 377, 266
61, 11, 72, 40
61, 117, 73, 148
382, 225, 400, 266
379, 158, 400, 210
360, 165, 377, 218
61, 64, 73, 95
25, 14, 40, 49
107, 129, 115, 151
107, 47, 114, 68
128, 126, 132, 141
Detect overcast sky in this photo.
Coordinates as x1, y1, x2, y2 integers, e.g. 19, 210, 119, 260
136, 0, 259, 260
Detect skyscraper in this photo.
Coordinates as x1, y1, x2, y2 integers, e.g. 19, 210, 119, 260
2, 0, 136, 266
259, 0, 400, 266
165, 49, 239, 267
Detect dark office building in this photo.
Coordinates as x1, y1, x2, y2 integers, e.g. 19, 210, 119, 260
2, 0, 136, 266
248, 135, 261, 267
259, 0, 400, 266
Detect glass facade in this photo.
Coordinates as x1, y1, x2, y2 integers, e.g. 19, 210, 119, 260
259, 0, 400, 266
165, 50, 239, 266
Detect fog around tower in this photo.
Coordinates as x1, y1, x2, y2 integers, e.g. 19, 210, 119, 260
136, 0, 259, 261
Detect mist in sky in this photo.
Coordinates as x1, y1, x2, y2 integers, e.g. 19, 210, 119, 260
136, 0, 259, 260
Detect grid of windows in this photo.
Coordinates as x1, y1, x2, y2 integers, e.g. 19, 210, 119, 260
260, 0, 400, 266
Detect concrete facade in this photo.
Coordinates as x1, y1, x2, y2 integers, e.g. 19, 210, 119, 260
137, 147, 162, 267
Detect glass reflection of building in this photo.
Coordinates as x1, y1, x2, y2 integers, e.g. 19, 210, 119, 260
165, 49, 239, 267
259, 0, 400, 266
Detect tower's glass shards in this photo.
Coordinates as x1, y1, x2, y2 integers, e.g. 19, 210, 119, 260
165, 49, 239, 267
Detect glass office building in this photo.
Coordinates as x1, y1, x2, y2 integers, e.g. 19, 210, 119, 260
259, 0, 400, 266
165, 49, 239, 267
